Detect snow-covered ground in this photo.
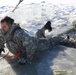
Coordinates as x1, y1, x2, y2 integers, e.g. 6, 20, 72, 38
7, 2, 76, 36
0, 1, 76, 36
0, 1, 76, 75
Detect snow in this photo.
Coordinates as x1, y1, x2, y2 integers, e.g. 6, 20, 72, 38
0, 1, 76, 75
6, 3, 76, 36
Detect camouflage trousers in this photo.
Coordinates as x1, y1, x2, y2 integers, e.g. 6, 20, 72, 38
36, 28, 76, 52
35, 29, 65, 51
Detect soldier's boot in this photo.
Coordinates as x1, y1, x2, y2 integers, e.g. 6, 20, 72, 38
44, 21, 52, 32
36, 21, 52, 38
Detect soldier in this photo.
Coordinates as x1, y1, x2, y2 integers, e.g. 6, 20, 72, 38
0, 16, 70, 65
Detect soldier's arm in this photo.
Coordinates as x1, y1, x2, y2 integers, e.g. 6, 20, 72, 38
0, 30, 5, 54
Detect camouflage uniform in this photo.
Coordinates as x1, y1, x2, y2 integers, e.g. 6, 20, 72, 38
0, 23, 65, 60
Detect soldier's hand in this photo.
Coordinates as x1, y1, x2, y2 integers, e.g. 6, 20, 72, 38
0, 48, 5, 54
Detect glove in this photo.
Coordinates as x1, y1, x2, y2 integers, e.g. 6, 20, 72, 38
0, 48, 5, 54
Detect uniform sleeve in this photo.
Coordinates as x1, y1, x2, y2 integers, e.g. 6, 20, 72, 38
0, 30, 5, 49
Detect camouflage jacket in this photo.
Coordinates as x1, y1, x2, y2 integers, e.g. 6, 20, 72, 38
0, 23, 74, 59
0, 23, 38, 58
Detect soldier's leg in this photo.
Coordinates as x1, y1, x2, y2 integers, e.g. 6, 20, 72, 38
37, 38, 52, 51
50, 35, 76, 48
36, 21, 52, 38
37, 36, 69, 51
59, 35, 76, 48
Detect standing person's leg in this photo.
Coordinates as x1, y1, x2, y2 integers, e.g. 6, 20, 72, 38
36, 21, 52, 38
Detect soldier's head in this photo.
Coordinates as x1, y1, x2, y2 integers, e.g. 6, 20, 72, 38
0, 16, 14, 33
